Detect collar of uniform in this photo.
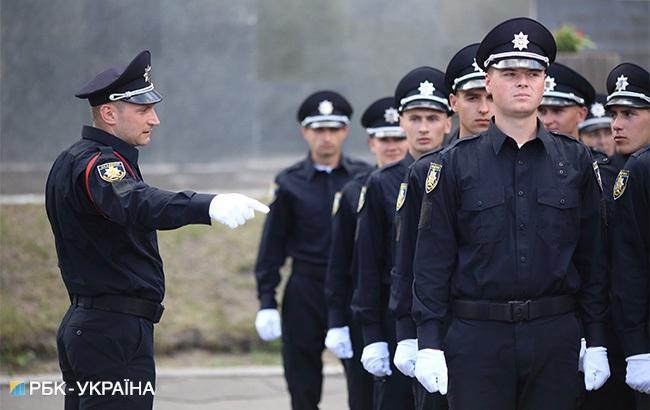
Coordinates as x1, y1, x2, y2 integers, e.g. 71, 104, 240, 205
303, 153, 353, 180
489, 119, 551, 154
401, 152, 415, 167
81, 126, 139, 165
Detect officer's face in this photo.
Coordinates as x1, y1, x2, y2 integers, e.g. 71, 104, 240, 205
399, 108, 451, 156
301, 126, 348, 160
537, 105, 587, 138
112, 102, 161, 146
449, 88, 493, 137
609, 106, 650, 155
368, 136, 408, 167
485, 68, 545, 118
580, 127, 615, 157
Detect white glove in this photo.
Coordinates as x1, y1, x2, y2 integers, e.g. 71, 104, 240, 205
394, 339, 418, 377
583, 346, 611, 391
578, 337, 586, 372
414, 349, 448, 395
325, 326, 353, 359
255, 309, 281, 341
209, 193, 269, 229
360, 342, 392, 377
625, 353, 650, 394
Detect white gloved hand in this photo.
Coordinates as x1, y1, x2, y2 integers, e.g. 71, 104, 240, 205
360, 342, 392, 377
394, 339, 418, 377
583, 346, 611, 391
625, 353, 650, 394
209, 193, 269, 229
578, 337, 586, 372
254, 309, 281, 341
414, 349, 448, 395
325, 326, 353, 359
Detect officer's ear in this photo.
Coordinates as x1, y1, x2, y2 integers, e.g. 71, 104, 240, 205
449, 93, 459, 114
484, 69, 494, 95
577, 105, 589, 123
97, 103, 119, 126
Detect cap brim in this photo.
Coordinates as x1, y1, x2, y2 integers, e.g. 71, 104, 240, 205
456, 78, 486, 91
308, 121, 347, 129
124, 89, 163, 105
490, 58, 546, 70
401, 100, 449, 113
540, 96, 579, 107
605, 97, 650, 109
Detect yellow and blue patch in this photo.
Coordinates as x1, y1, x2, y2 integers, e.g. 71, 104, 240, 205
97, 161, 126, 183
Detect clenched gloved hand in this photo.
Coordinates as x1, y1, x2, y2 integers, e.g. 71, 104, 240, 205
325, 326, 353, 359
394, 339, 418, 377
361, 342, 392, 377
209, 193, 269, 229
583, 346, 611, 391
625, 353, 650, 394
255, 309, 281, 341
414, 349, 448, 395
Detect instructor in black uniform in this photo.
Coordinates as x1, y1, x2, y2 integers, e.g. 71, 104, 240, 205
46, 50, 268, 410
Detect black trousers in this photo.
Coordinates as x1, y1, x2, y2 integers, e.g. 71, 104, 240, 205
444, 312, 581, 410
57, 305, 155, 410
343, 312, 374, 410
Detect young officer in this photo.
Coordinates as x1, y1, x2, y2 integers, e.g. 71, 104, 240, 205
355, 66, 451, 409
325, 96, 408, 410
579, 94, 615, 157
412, 18, 610, 409
253, 90, 372, 410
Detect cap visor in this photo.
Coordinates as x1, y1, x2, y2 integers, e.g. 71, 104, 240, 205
125, 89, 163, 105
308, 121, 346, 129
456, 78, 486, 91
402, 100, 449, 113
491, 58, 546, 70
605, 97, 650, 109
540, 97, 578, 107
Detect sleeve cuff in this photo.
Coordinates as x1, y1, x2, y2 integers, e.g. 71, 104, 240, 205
622, 329, 650, 357
417, 320, 444, 350
584, 322, 607, 348
259, 293, 277, 310
328, 309, 348, 329
188, 193, 215, 224
362, 323, 384, 346
396, 317, 417, 342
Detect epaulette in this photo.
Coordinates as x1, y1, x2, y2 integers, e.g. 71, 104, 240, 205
549, 130, 581, 144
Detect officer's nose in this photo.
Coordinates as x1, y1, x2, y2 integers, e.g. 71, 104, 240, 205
149, 108, 161, 126
478, 97, 490, 114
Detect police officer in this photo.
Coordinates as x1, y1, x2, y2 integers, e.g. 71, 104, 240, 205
412, 18, 610, 409
390, 43, 493, 410
580, 94, 615, 157
355, 67, 451, 409
46, 50, 268, 410
325, 96, 408, 410
608, 62, 650, 409
253, 90, 372, 410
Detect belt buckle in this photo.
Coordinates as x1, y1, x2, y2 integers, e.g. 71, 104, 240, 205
508, 300, 530, 322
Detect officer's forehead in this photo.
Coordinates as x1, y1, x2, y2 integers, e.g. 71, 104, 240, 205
488, 67, 545, 75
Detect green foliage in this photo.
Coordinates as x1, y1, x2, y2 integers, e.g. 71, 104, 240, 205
554, 25, 596, 53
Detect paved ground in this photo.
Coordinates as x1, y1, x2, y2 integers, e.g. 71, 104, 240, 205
0, 366, 347, 410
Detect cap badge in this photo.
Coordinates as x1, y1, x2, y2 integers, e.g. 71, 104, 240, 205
384, 107, 400, 124
512, 32, 529, 51
544, 76, 556, 92
472, 58, 484, 73
615, 75, 629, 92
143, 65, 152, 83
418, 80, 435, 96
591, 103, 606, 118
318, 100, 334, 115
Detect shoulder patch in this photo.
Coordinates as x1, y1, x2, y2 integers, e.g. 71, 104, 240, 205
425, 162, 443, 194
592, 161, 603, 192
396, 183, 408, 211
613, 170, 629, 200
97, 161, 126, 183
357, 186, 367, 213
332, 191, 342, 216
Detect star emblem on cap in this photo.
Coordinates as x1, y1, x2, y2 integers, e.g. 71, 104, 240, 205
418, 80, 435, 96
143, 65, 152, 83
472, 58, 484, 73
544, 76, 556, 92
591, 103, 606, 118
615, 75, 629, 92
318, 100, 334, 115
512, 32, 529, 51
384, 107, 400, 124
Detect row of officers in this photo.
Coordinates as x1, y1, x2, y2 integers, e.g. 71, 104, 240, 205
44, 15, 648, 410
252, 17, 650, 410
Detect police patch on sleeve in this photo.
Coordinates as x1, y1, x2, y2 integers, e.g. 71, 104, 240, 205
357, 186, 367, 213
332, 191, 342, 216
425, 163, 443, 194
97, 161, 126, 183
592, 161, 603, 192
613, 170, 629, 200
396, 183, 408, 211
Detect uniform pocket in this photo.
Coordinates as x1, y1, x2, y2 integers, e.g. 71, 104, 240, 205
537, 187, 580, 244
458, 188, 506, 243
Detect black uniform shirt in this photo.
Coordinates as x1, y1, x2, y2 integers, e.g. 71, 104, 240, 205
611, 145, 650, 356
325, 170, 372, 328
255, 154, 372, 309
45, 126, 214, 303
355, 153, 414, 344
413, 121, 608, 349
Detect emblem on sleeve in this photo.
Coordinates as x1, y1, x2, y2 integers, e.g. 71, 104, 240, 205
332, 191, 342, 216
97, 161, 126, 182
613, 170, 629, 200
357, 186, 367, 213
425, 163, 443, 194
592, 161, 603, 192
396, 183, 408, 211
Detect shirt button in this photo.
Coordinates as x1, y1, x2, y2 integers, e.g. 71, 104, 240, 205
477, 201, 483, 207
76, 329, 82, 336
560, 198, 566, 205
519, 223, 527, 230
518, 190, 525, 197
520, 256, 527, 263
559, 170, 565, 175
517, 160, 524, 165
558, 162, 564, 167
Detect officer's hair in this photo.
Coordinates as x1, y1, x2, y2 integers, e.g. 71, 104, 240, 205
91, 101, 126, 122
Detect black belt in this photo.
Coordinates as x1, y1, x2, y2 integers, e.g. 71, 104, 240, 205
70, 294, 164, 324
292, 259, 327, 279
453, 295, 575, 323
